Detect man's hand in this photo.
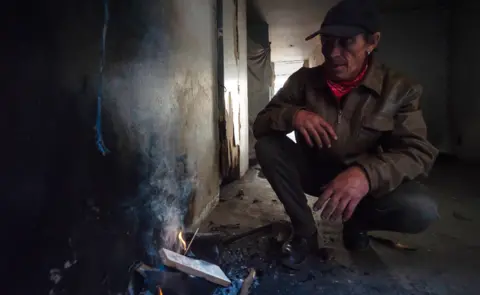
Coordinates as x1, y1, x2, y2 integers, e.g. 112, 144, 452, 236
293, 110, 337, 148
313, 166, 370, 222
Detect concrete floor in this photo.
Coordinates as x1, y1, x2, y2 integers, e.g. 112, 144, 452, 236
203, 156, 480, 294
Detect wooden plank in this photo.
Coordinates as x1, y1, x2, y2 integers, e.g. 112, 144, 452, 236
159, 248, 231, 287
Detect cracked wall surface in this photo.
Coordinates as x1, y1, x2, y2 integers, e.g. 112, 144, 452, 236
218, 0, 249, 181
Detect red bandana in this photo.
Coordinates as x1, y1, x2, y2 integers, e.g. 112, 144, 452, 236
326, 64, 369, 100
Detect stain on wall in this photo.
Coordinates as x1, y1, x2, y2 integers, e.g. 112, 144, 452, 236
171, 0, 220, 229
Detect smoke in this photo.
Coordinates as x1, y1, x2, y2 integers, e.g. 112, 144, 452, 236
106, 28, 195, 260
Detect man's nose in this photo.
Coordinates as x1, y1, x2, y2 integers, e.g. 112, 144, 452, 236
329, 44, 342, 58
324, 39, 342, 57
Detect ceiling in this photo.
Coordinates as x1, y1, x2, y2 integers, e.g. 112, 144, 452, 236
253, 0, 337, 63
251, 0, 450, 77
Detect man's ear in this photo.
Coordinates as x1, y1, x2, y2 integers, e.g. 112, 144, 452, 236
368, 32, 381, 52
373, 32, 381, 45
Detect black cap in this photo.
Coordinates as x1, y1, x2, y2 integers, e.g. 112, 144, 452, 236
305, 0, 380, 41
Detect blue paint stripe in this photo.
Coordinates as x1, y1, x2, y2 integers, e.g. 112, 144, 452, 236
95, 0, 110, 155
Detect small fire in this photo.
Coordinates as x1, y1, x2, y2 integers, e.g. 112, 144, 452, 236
158, 288, 163, 295
178, 231, 187, 252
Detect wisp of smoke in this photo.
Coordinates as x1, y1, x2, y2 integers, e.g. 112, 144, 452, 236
106, 33, 195, 261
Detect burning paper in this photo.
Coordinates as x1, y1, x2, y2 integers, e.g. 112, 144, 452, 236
159, 248, 231, 287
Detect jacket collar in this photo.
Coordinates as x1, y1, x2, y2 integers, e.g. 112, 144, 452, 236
314, 56, 385, 97
360, 56, 384, 97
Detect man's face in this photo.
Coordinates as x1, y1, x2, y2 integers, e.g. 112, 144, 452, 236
321, 33, 379, 81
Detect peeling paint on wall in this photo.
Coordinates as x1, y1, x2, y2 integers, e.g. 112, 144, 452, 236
219, 92, 241, 180
218, 0, 249, 181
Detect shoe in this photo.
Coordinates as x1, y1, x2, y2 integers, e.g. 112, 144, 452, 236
343, 223, 370, 251
281, 232, 318, 269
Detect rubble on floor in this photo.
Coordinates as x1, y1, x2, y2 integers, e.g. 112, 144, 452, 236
202, 159, 480, 294
128, 222, 438, 295
39, 158, 480, 295
211, 224, 427, 295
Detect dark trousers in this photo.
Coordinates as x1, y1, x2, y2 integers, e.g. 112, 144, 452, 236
255, 135, 439, 238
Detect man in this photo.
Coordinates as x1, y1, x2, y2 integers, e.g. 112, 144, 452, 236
253, 0, 439, 269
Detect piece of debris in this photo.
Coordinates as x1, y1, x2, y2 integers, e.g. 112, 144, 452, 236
63, 260, 75, 269
257, 170, 265, 179
128, 262, 168, 295
252, 199, 260, 204
210, 224, 240, 232
159, 248, 231, 287
311, 247, 336, 262
369, 235, 417, 251
213, 279, 243, 295
131, 261, 157, 277
49, 269, 62, 284
185, 228, 200, 255
239, 268, 256, 295
236, 189, 245, 199
222, 224, 274, 245
272, 221, 291, 243
453, 211, 473, 222
299, 272, 316, 283
87, 198, 100, 213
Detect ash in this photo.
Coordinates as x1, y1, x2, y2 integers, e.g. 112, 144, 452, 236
211, 230, 429, 295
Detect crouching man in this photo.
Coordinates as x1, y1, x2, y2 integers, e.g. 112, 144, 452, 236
253, 0, 439, 269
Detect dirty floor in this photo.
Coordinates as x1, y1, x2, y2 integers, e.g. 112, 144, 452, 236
202, 156, 480, 295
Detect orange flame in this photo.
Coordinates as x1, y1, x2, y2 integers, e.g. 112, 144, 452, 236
178, 231, 187, 252
158, 288, 163, 295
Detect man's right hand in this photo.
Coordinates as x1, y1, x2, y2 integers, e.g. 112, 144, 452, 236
293, 110, 337, 148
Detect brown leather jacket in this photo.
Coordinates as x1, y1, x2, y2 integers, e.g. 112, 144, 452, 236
253, 58, 439, 197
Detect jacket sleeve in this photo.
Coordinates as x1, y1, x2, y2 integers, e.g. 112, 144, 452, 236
253, 68, 307, 138
355, 84, 439, 197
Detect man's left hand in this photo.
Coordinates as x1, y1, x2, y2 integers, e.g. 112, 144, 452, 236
313, 166, 370, 222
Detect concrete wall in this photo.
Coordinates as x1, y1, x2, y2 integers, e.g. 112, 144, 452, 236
451, 0, 480, 161
106, 0, 221, 231
1, 0, 221, 293
376, 9, 450, 153
308, 37, 325, 67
